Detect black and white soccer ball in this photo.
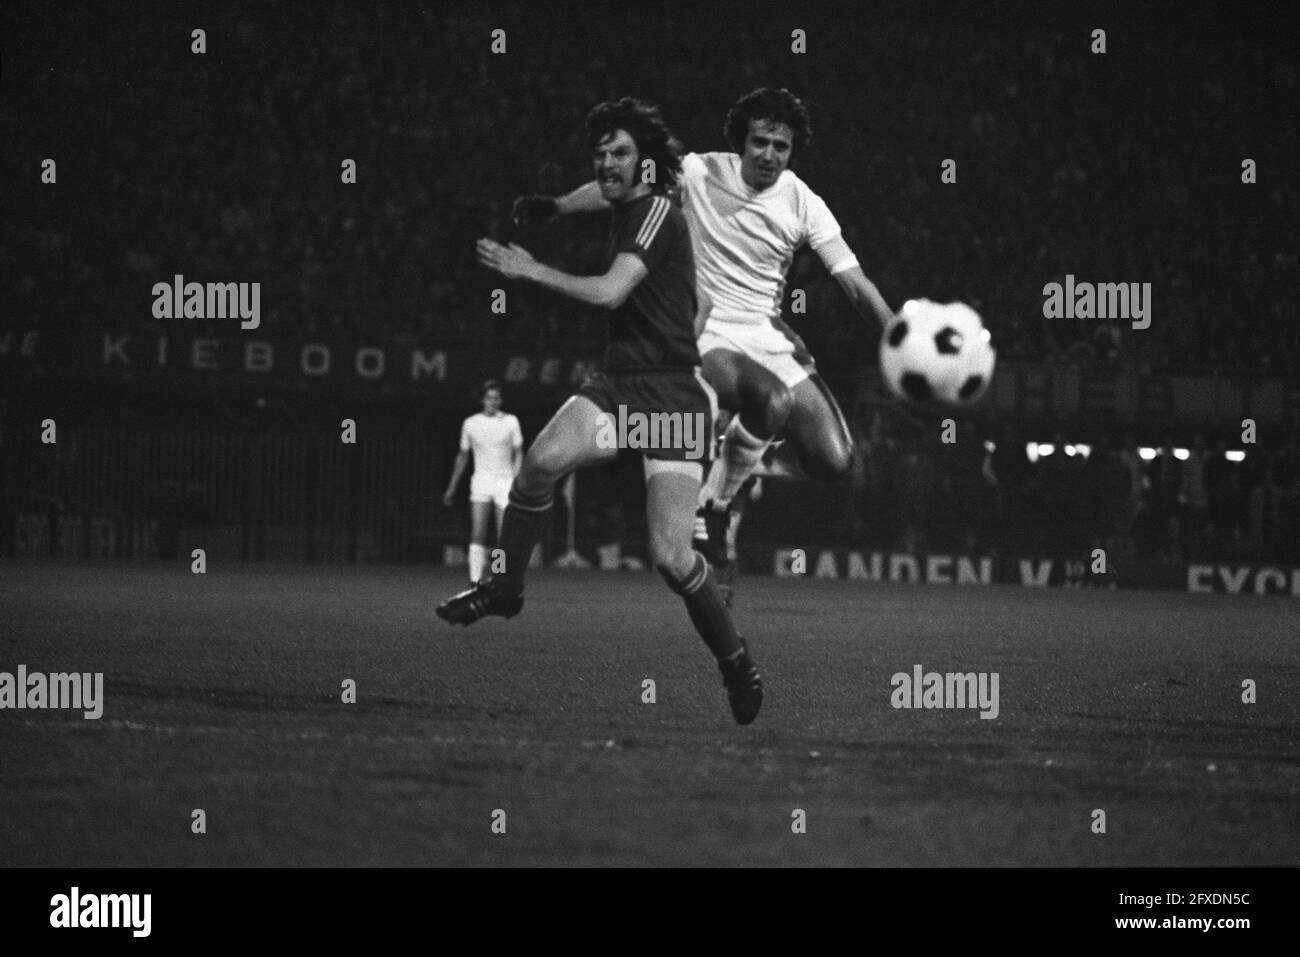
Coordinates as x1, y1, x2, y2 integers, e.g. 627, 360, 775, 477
879, 299, 996, 407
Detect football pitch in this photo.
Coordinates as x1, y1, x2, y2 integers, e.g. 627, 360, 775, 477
1, 560, 1296, 867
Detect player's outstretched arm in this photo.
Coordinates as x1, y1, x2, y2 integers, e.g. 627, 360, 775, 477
510, 182, 609, 226
832, 265, 896, 331
476, 238, 645, 310
555, 181, 610, 214
808, 191, 896, 330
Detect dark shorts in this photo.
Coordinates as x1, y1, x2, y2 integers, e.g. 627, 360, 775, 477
577, 368, 717, 463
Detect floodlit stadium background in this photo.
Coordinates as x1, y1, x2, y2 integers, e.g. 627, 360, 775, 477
2, 4, 1296, 580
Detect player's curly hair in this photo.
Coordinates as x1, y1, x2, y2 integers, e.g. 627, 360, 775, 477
479, 378, 503, 399
585, 97, 683, 194
724, 87, 813, 157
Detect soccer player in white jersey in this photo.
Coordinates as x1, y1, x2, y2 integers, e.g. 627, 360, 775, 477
515, 88, 896, 598
442, 379, 524, 583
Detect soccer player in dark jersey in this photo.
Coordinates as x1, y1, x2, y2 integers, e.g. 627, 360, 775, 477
436, 98, 762, 725
516, 89, 897, 606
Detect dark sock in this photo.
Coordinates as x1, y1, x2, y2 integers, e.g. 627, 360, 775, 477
493, 488, 553, 593
659, 554, 744, 660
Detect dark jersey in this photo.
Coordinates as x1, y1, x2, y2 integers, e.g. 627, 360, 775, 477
604, 192, 700, 372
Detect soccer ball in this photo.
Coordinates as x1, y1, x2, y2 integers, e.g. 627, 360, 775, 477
878, 299, 996, 407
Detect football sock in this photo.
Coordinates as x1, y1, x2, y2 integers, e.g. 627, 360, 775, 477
755, 440, 805, 480
659, 553, 744, 661
726, 480, 756, 555
467, 543, 488, 582
700, 417, 770, 508
493, 488, 553, 593
698, 461, 724, 511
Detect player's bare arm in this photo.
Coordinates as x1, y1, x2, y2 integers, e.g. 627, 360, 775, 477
555, 180, 610, 214
510, 184, 609, 224
832, 263, 896, 331
548, 176, 688, 218
476, 239, 647, 310
443, 448, 470, 506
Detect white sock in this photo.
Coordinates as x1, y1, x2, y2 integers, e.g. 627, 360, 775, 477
701, 417, 769, 508
468, 543, 488, 582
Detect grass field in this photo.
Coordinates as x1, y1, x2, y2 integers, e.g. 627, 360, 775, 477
1, 559, 1297, 867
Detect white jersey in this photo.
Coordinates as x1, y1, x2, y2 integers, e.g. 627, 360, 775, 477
679, 151, 856, 328
460, 412, 522, 479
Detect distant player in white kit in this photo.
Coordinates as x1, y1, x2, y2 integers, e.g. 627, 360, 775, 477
441, 380, 524, 583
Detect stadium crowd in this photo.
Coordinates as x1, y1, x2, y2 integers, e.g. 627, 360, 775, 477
3, 6, 1295, 566
4, 6, 1295, 376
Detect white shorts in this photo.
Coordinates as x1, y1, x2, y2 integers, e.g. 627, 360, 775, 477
698, 319, 810, 389
469, 473, 512, 510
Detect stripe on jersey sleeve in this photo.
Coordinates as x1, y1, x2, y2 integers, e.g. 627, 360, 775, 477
634, 196, 670, 250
